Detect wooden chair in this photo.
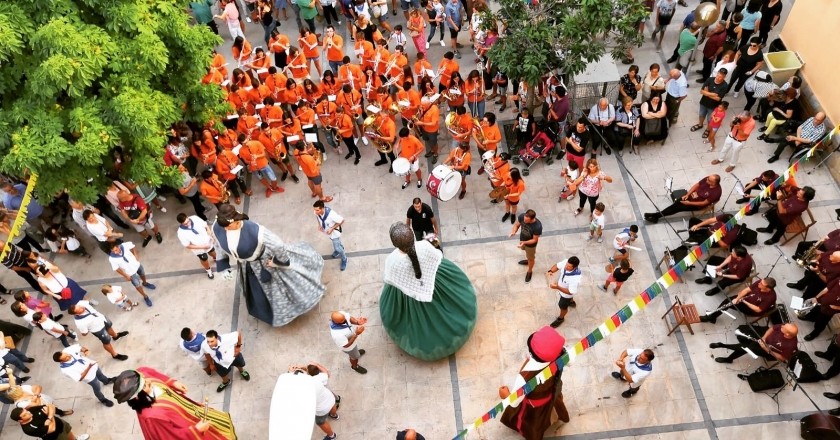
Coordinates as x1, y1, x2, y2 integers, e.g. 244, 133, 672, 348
749, 303, 790, 326
781, 208, 816, 245
693, 203, 716, 217
662, 296, 701, 336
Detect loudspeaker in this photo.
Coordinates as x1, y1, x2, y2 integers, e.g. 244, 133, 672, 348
800, 413, 840, 440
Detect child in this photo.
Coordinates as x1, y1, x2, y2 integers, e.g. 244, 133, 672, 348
587, 202, 606, 243
600, 259, 635, 295
706, 101, 729, 151
102, 284, 138, 312
44, 225, 89, 258
609, 225, 639, 263
559, 160, 580, 202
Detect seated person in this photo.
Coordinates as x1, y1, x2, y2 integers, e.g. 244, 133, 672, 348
687, 213, 740, 250
767, 112, 827, 163
793, 230, 840, 269
710, 323, 798, 365
526, 131, 553, 157
735, 169, 779, 209
800, 278, 840, 341
700, 277, 777, 324
788, 250, 840, 301
695, 245, 753, 296
644, 175, 721, 224
757, 185, 815, 245
816, 334, 840, 382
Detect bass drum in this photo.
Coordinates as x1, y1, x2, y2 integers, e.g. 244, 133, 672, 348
269, 373, 316, 440
427, 165, 462, 201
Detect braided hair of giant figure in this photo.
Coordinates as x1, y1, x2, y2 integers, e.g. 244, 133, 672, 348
390, 222, 422, 279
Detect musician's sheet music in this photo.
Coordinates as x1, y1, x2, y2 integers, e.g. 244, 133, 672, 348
705, 265, 717, 278
304, 133, 318, 143
790, 296, 805, 311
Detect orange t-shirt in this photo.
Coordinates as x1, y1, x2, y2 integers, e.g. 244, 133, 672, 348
447, 148, 471, 172
420, 104, 440, 133
387, 54, 408, 81
296, 106, 317, 127
399, 135, 424, 161
399, 89, 421, 119
302, 83, 323, 105
200, 176, 227, 204
288, 53, 310, 80
354, 40, 375, 68
280, 119, 303, 140
438, 59, 459, 87
465, 78, 484, 103
258, 128, 287, 161
325, 35, 344, 62
218, 129, 238, 150
446, 83, 465, 107
321, 80, 341, 97
269, 34, 290, 55
336, 113, 355, 138
300, 34, 320, 58
202, 70, 225, 85
481, 123, 502, 151
236, 115, 259, 135
260, 105, 285, 128
266, 72, 288, 97
215, 149, 241, 181
505, 177, 526, 202
251, 55, 271, 81
239, 140, 269, 171
315, 101, 338, 127
294, 150, 320, 177
489, 157, 511, 187
336, 89, 362, 117
211, 53, 228, 78
374, 47, 391, 76
377, 116, 397, 143
232, 40, 253, 63
413, 59, 432, 83
279, 86, 302, 105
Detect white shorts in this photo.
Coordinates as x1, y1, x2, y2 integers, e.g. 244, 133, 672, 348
130, 214, 155, 233
409, 159, 420, 173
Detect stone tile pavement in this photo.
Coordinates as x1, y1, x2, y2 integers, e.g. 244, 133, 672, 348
1, 1, 835, 439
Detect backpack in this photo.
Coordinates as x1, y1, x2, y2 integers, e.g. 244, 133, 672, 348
790, 352, 823, 383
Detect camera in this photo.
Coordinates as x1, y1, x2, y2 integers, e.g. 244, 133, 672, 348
732, 116, 741, 125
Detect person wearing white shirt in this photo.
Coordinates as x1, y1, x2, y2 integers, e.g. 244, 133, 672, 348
329, 310, 368, 374
68, 300, 128, 361
82, 209, 122, 254
588, 98, 616, 155
297, 362, 340, 439
313, 201, 347, 271
547, 257, 583, 327
28, 312, 76, 348
100, 284, 138, 311
108, 241, 154, 307
611, 348, 655, 398
52, 344, 115, 406
201, 330, 249, 393
179, 327, 211, 375
176, 213, 216, 279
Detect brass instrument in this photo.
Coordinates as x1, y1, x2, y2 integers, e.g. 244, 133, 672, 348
471, 118, 486, 145
445, 112, 467, 138
796, 239, 824, 267
363, 115, 393, 153
387, 102, 401, 116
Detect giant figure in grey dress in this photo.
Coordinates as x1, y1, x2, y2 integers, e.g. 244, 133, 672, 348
211, 205, 325, 326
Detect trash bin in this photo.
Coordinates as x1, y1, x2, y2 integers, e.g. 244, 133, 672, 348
763, 51, 805, 86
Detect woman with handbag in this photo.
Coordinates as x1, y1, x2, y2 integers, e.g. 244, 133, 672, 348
28, 255, 87, 312
367, 0, 393, 33
610, 98, 640, 153
211, 205, 326, 327
407, 8, 427, 57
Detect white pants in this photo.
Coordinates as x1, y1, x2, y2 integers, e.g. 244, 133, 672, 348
718, 135, 745, 166
227, 22, 246, 40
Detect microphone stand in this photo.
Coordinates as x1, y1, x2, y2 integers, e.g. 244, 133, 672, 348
765, 244, 791, 278
718, 172, 745, 214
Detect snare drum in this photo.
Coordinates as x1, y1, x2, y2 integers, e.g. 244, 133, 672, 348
392, 157, 411, 177
426, 165, 463, 201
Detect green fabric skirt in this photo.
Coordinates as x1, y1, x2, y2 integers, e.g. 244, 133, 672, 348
380, 258, 477, 361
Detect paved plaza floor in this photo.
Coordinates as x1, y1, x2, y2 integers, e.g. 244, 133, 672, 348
3, 2, 838, 439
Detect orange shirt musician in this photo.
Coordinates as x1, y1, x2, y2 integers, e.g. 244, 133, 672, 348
371, 112, 397, 170
248, 48, 272, 82
336, 84, 365, 135
268, 28, 291, 68
260, 97, 285, 129
414, 95, 441, 163
464, 69, 485, 118
444, 142, 472, 200
335, 105, 361, 163
298, 28, 322, 78
338, 57, 365, 93
396, 127, 424, 189
265, 67, 289, 100
287, 47, 310, 83
322, 25, 345, 74
373, 40, 391, 78
191, 130, 218, 167
257, 122, 299, 183
503, 168, 526, 222
296, 100, 327, 156
200, 170, 231, 208
213, 148, 252, 204
237, 134, 284, 197
292, 141, 333, 203
315, 96, 340, 151
354, 32, 375, 70
397, 82, 421, 125
475, 112, 502, 163
437, 51, 460, 92
413, 53, 433, 85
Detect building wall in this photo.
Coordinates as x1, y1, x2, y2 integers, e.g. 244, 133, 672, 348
780, 0, 839, 123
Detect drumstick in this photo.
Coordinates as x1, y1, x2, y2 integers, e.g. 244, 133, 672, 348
624, 245, 643, 251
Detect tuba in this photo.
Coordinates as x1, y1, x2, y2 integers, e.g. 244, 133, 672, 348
471, 118, 486, 144
445, 112, 465, 138
363, 115, 393, 153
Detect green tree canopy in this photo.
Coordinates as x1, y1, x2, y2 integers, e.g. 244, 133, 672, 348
483, 0, 649, 104
0, 0, 229, 202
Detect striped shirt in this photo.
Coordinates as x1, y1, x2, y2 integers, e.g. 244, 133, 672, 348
1, 243, 28, 269
800, 117, 826, 144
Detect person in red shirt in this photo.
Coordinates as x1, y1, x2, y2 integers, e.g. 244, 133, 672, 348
802, 278, 840, 341
695, 245, 754, 296
117, 191, 162, 247
688, 213, 741, 251
237, 134, 284, 198
396, 128, 424, 189
758, 185, 815, 245
444, 142, 472, 200
701, 277, 777, 324
644, 174, 722, 223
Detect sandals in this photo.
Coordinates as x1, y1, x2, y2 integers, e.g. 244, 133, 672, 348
690, 124, 704, 132
574, 208, 582, 216
702, 130, 709, 139
320, 196, 334, 203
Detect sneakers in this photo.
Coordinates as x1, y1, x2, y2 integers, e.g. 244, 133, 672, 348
550, 317, 564, 328
608, 256, 616, 263
217, 381, 231, 392
586, 235, 593, 241
733, 91, 739, 98
207, 271, 215, 279
100, 399, 115, 407
425, 41, 429, 49
155, 232, 163, 243
142, 236, 152, 247
502, 213, 511, 222
143, 282, 156, 290
144, 297, 153, 307
402, 182, 409, 189
78, 435, 90, 440
598, 285, 607, 292
113, 331, 129, 340
340, 259, 347, 271
292, 175, 300, 183
329, 412, 340, 420
440, 40, 445, 46
113, 354, 129, 361
331, 251, 341, 258
240, 370, 251, 381
518, 260, 528, 265
525, 272, 532, 283
597, 237, 603, 243
352, 365, 368, 374
417, 181, 421, 189
324, 434, 337, 440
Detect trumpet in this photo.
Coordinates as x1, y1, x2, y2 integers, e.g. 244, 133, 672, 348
796, 239, 824, 267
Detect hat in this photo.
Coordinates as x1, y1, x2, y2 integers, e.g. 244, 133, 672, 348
527, 326, 566, 363
113, 370, 144, 403
482, 151, 494, 161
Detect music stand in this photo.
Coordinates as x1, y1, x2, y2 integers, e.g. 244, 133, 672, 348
718, 173, 745, 213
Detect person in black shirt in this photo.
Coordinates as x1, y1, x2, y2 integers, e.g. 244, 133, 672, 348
406, 198, 439, 241
10, 404, 88, 440
0, 241, 41, 292
510, 209, 542, 283
564, 118, 589, 171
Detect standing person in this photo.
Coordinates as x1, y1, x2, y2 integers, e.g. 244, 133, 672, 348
705, 101, 729, 151
572, 158, 613, 216
108, 241, 155, 307
29, 256, 87, 312
13, 290, 62, 322
547, 256, 582, 327
416, 96, 441, 163
697, 22, 727, 83
52, 344, 115, 407
313, 200, 348, 271
296, 0, 318, 32
423, 0, 446, 48
112, 367, 237, 439
176, 213, 216, 279
10, 405, 89, 440
176, 165, 207, 221
179, 327, 212, 376
68, 301, 129, 361
202, 330, 249, 392
757, 185, 815, 245
664, 68, 688, 126
601, 259, 635, 295
101, 284, 138, 312
587, 202, 606, 243
238, 134, 284, 198
443, 142, 472, 200
610, 348, 654, 398
728, 37, 764, 98
23, 310, 76, 348
287, 363, 340, 440
756, 0, 782, 45
396, 128, 424, 189
396, 429, 426, 440
587, 98, 615, 155
564, 118, 589, 171
406, 198, 440, 241
293, 141, 334, 203
407, 7, 427, 56
711, 110, 754, 172
117, 190, 162, 248
323, 26, 344, 73
190, 1, 219, 34
502, 168, 525, 224
0, 241, 41, 292
641, 64, 667, 104
445, 0, 464, 58
692, 69, 729, 135
214, 0, 246, 39
329, 311, 369, 374
650, 0, 677, 49
609, 225, 639, 264
510, 209, 542, 283
737, 0, 761, 47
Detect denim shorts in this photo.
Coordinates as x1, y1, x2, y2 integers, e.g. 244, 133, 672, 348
129, 265, 146, 287
256, 165, 277, 182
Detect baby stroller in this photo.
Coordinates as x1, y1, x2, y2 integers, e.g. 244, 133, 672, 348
512, 122, 556, 176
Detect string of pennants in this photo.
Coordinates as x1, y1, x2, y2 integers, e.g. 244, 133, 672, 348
452, 129, 837, 439
0, 174, 38, 262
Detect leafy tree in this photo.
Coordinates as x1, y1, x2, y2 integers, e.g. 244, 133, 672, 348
483, 0, 649, 110
0, 0, 229, 202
